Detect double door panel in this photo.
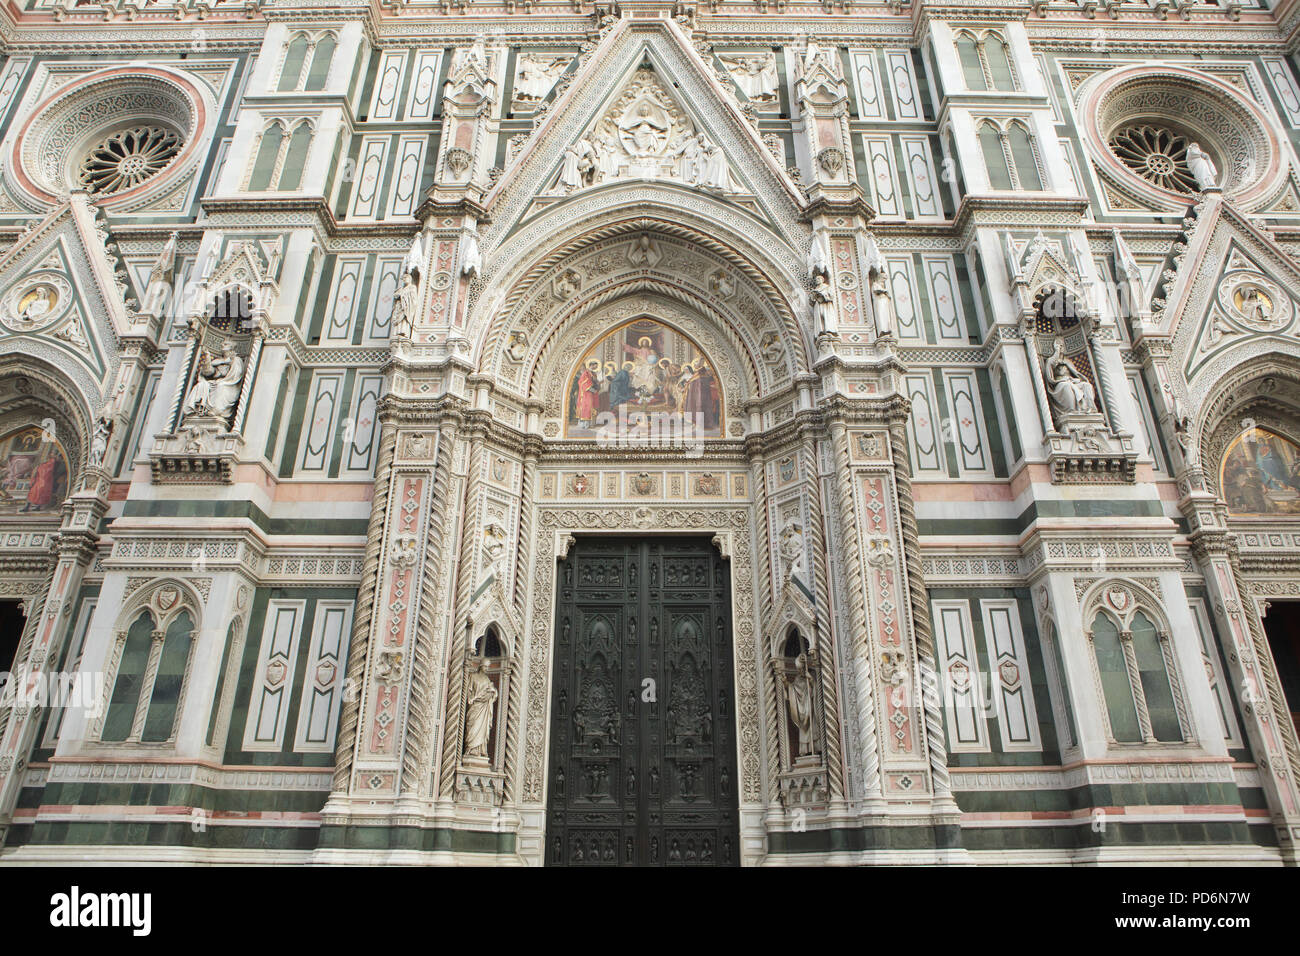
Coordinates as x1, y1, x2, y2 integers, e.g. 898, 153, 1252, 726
546, 536, 739, 866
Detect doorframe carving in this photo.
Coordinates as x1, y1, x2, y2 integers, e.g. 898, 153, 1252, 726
515, 504, 767, 866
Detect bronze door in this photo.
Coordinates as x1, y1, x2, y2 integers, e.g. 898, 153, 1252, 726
546, 536, 740, 866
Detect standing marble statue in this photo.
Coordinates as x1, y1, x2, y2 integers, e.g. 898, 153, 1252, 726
811, 272, 839, 337
698, 136, 731, 191
783, 654, 816, 759
1043, 337, 1097, 415
405, 233, 424, 280
391, 271, 419, 340
869, 263, 895, 338
460, 228, 482, 277
90, 413, 112, 468
143, 231, 178, 316
1185, 143, 1218, 192
463, 658, 498, 760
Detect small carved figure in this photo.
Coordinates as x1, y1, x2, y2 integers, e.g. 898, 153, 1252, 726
143, 231, 178, 316
506, 330, 529, 363
721, 53, 779, 102
760, 331, 784, 364
405, 233, 424, 280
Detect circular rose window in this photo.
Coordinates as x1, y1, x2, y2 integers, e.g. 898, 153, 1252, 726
77, 124, 183, 195
1079, 63, 1287, 212
1106, 124, 1200, 194
9, 66, 213, 207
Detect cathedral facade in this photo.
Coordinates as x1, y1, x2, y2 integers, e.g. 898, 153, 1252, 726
0, 0, 1299, 866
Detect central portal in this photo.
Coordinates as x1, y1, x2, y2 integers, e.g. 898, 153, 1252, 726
546, 536, 740, 866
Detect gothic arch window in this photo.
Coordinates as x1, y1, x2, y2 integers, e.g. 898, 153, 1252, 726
97, 584, 200, 746
304, 34, 337, 92
278, 122, 314, 190
101, 609, 156, 742
978, 119, 1043, 191
955, 30, 1018, 93
278, 34, 311, 92
1085, 586, 1188, 746
247, 122, 284, 190
1006, 122, 1043, 190
246, 120, 315, 192
277, 32, 337, 93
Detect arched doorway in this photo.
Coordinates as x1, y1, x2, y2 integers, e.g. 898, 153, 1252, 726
1198, 360, 1300, 761
0, 358, 92, 676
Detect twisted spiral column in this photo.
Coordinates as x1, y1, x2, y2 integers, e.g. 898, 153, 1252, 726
330, 419, 397, 794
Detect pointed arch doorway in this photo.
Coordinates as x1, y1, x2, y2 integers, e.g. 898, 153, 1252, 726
545, 535, 741, 867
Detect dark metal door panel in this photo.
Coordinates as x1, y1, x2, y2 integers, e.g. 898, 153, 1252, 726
547, 537, 739, 866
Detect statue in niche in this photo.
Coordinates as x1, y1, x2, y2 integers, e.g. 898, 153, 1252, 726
182, 341, 245, 425
90, 413, 112, 468
1186, 143, 1218, 191
781, 652, 816, 759
463, 656, 498, 761
810, 271, 839, 337
1043, 337, 1097, 416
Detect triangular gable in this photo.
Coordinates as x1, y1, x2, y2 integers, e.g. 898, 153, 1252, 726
466, 570, 523, 660
764, 575, 818, 661
1158, 194, 1300, 399
481, 18, 804, 250
0, 194, 131, 397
